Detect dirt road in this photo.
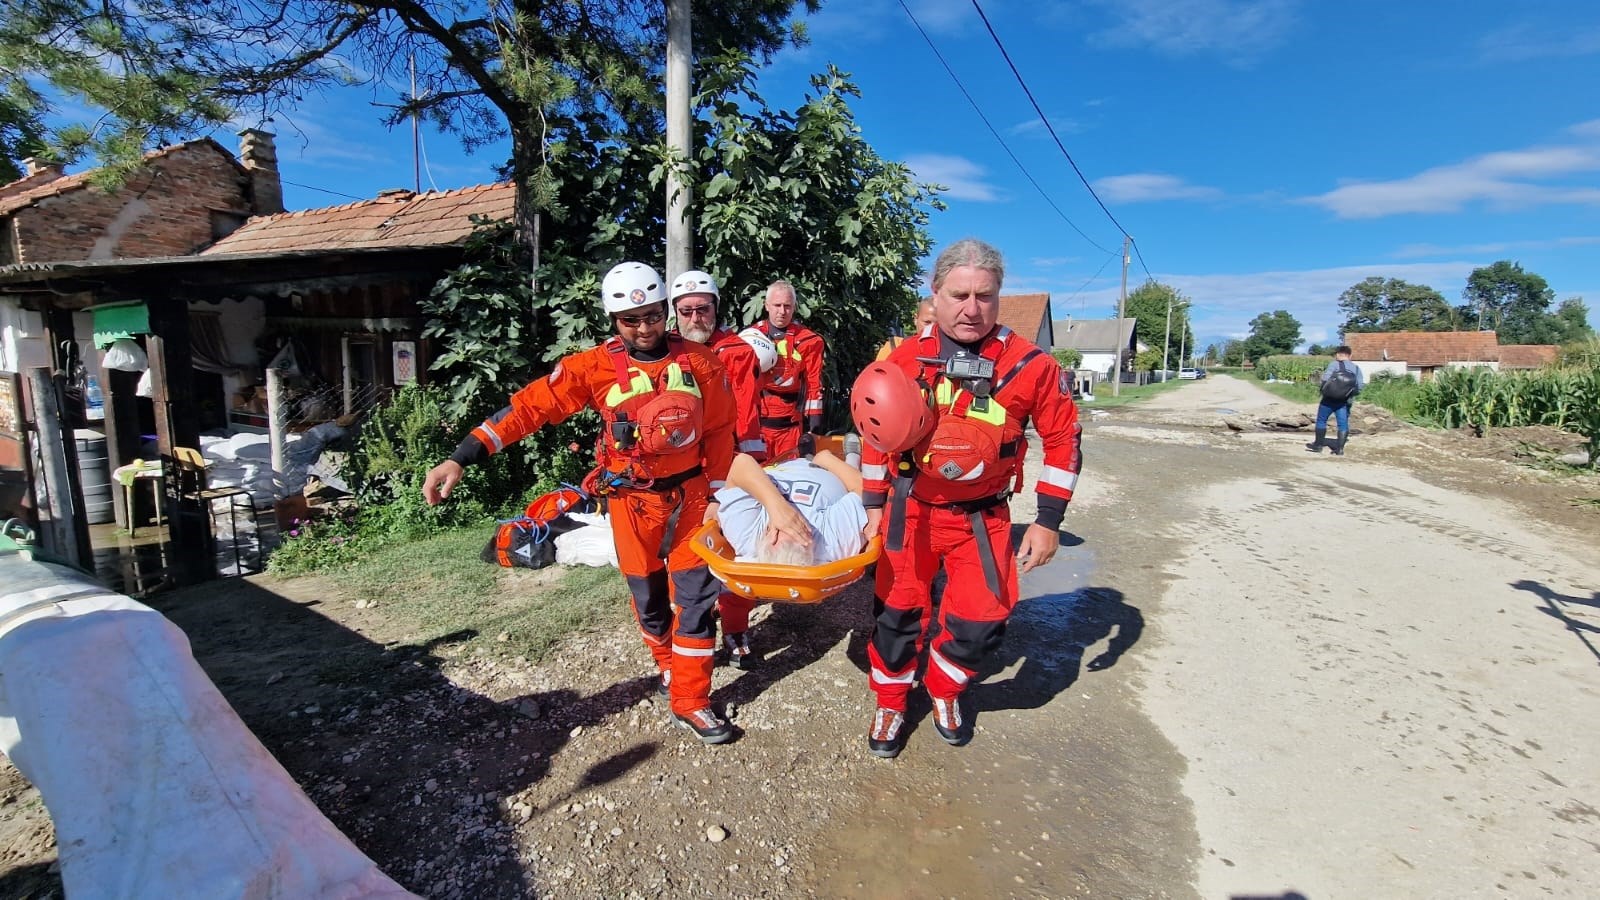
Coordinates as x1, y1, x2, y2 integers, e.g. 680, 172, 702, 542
3, 375, 1597, 898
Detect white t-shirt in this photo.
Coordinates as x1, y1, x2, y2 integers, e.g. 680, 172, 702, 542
714, 458, 868, 564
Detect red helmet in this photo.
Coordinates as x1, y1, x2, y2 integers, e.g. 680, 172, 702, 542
634, 391, 703, 456
851, 363, 934, 453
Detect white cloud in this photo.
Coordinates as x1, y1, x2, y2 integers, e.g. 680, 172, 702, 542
1084, 0, 1301, 64
1305, 124, 1600, 219
1092, 173, 1222, 203
1008, 115, 1085, 138
1393, 236, 1600, 259
905, 154, 1004, 202
1030, 256, 1078, 268
1478, 23, 1600, 63
1039, 261, 1485, 347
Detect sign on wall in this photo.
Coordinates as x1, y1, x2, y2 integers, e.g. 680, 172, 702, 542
392, 341, 417, 385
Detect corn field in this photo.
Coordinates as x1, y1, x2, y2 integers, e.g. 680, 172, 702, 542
1416, 366, 1600, 465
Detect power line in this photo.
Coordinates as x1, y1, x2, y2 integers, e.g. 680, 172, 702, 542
896, 0, 1114, 256
968, 0, 1141, 251
1064, 251, 1120, 315
281, 179, 367, 202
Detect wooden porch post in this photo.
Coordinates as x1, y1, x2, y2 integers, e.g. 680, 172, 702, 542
146, 300, 213, 584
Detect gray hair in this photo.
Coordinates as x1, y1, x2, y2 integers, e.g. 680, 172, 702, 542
766, 279, 798, 303
931, 238, 1005, 291
756, 534, 814, 567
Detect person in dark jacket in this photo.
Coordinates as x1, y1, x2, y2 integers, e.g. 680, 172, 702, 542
1308, 345, 1364, 456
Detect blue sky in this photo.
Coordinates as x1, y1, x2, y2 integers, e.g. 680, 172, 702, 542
182, 0, 1600, 349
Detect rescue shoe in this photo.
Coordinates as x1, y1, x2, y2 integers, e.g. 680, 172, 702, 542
931, 697, 970, 746
674, 707, 733, 745
656, 670, 670, 698
722, 632, 758, 670
867, 707, 906, 759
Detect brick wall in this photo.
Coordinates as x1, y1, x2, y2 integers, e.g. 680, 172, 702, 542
12, 144, 250, 263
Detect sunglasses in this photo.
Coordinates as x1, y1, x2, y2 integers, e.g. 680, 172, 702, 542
676, 305, 716, 318
615, 310, 666, 327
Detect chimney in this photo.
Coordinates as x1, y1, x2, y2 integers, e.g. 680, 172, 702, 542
238, 129, 284, 215
22, 157, 64, 181
377, 188, 415, 201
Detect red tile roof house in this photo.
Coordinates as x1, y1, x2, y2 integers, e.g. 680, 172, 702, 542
1343, 331, 1560, 380
1344, 331, 1500, 380
996, 293, 1054, 349
0, 134, 515, 583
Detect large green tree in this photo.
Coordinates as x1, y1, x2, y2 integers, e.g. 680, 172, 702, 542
0, 0, 814, 203
1457, 260, 1561, 344
1553, 297, 1595, 344
1243, 310, 1301, 362
1122, 280, 1194, 366
1337, 276, 1458, 334
0, 90, 45, 181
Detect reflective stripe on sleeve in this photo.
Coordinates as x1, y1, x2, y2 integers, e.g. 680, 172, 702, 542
861, 463, 889, 481
1040, 465, 1078, 491
472, 424, 505, 453
805, 399, 824, 413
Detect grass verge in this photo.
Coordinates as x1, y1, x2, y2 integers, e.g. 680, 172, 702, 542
1081, 377, 1193, 409
313, 526, 625, 667
1252, 377, 1423, 420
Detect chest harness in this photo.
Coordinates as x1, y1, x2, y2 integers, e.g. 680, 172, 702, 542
884, 327, 1044, 594
756, 321, 808, 428
589, 335, 705, 493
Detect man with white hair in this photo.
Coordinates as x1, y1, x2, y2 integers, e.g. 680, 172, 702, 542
708, 450, 868, 573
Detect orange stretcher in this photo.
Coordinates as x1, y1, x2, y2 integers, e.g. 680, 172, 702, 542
689, 520, 881, 604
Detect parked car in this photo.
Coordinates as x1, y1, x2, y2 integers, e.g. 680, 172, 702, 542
1178, 367, 1200, 380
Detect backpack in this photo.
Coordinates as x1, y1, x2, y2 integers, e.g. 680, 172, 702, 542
1321, 361, 1359, 402
481, 485, 595, 569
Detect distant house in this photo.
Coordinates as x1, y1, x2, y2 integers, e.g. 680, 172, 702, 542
1343, 331, 1559, 380
996, 293, 1053, 349
1496, 344, 1561, 370
1052, 317, 1140, 378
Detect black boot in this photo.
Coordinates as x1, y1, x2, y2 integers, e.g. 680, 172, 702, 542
1305, 426, 1326, 453
1331, 429, 1348, 455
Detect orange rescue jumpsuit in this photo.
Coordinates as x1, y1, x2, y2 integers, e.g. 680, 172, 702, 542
453, 335, 736, 717
860, 324, 1082, 711
703, 326, 767, 636
751, 319, 825, 462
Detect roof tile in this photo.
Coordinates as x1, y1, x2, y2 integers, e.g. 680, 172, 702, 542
202, 182, 516, 255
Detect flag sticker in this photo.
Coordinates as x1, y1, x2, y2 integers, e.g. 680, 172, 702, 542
785, 479, 820, 507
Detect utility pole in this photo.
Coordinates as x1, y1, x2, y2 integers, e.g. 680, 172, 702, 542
665, 0, 693, 281
1178, 308, 1188, 370
1160, 290, 1173, 382
1112, 235, 1130, 397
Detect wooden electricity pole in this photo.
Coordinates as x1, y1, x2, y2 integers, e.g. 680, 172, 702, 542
1112, 235, 1130, 397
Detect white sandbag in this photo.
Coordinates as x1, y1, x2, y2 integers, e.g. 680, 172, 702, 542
0, 550, 416, 899
555, 511, 617, 567
101, 338, 148, 372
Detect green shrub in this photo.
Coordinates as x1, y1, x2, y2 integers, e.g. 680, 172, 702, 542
1052, 348, 1083, 369
266, 509, 373, 576
1254, 355, 1332, 382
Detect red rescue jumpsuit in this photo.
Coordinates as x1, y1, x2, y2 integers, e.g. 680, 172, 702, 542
752, 320, 825, 462
465, 336, 736, 717
860, 324, 1082, 711
704, 326, 766, 636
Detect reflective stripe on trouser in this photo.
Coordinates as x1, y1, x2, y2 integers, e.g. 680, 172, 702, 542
717, 589, 757, 634
610, 476, 719, 714
760, 423, 803, 464
867, 497, 1018, 710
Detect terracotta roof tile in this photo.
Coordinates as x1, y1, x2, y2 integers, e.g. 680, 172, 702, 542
1345, 331, 1501, 368
1496, 344, 1559, 369
201, 182, 514, 255
0, 139, 239, 216
997, 293, 1051, 345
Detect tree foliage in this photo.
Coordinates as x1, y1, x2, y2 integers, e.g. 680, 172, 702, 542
1243, 310, 1301, 362
1456, 260, 1573, 344
0, 90, 45, 182
691, 60, 939, 428
1122, 280, 1193, 364
1, 0, 814, 179
1338, 276, 1457, 334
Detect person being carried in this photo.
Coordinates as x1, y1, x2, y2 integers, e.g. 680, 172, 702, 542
1307, 345, 1364, 456
702, 451, 868, 669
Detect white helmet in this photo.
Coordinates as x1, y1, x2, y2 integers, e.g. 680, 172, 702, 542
601, 262, 666, 315
738, 327, 779, 373
670, 269, 720, 302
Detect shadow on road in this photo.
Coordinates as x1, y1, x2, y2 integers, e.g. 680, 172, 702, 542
1511, 579, 1600, 665
968, 586, 1144, 716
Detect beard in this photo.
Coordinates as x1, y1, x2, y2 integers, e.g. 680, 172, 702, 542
680, 322, 714, 343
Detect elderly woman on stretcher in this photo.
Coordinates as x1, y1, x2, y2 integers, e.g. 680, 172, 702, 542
702, 450, 869, 567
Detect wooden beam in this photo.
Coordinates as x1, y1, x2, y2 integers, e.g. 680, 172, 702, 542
146, 300, 213, 584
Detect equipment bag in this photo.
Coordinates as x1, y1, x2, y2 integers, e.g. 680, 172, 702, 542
481, 485, 594, 569
1321, 361, 1358, 402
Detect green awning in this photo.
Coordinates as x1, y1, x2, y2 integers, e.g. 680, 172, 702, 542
91, 302, 150, 348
